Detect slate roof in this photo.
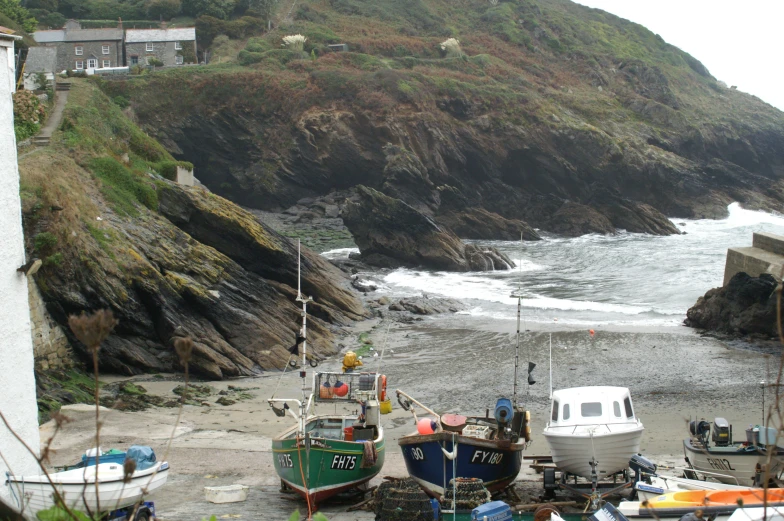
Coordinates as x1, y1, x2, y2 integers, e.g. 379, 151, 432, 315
33, 30, 65, 43
125, 27, 196, 43
33, 28, 123, 43
25, 47, 57, 73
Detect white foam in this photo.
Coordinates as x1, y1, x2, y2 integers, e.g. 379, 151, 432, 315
320, 247, 359, 260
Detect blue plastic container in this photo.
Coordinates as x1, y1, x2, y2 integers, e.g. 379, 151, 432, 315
429, 498, 441, 520
494, 398, 513, 424
472, 501, 512, 521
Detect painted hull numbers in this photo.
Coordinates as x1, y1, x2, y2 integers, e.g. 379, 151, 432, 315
470, 449, 504, 465
706, 457, 736, 471
331, 454, 358, 470
277, 454, 293, 468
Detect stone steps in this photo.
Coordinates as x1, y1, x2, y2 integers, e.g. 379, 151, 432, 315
55, 83, 71, 91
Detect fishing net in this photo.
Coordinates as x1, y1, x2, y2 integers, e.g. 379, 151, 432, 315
443, 477, 491, 510
374, 478, 433, 521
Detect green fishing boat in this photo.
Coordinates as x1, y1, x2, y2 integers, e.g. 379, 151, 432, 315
268, 242, 386, 510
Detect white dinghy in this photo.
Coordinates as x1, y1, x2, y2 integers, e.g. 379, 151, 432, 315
543, 386, 644, 480
6, 450, 169, 517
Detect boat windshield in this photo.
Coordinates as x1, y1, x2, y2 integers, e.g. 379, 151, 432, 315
581, 402, 602, 417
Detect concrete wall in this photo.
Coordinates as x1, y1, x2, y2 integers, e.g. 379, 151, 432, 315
23, 71, 54, 91
29, 279, 72, 371
723, 232, 784, 285
0, 37, 42, 504
176, 165, 194, 186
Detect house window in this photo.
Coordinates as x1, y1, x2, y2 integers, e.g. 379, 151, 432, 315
130, 56, 139, 65
102, 45, 110, 55
87, 59, 97, 69
75, 46, 83, 55
175, 55, 183, 65
75, 61, 84, 70
102, 60, 111, 68
174, 41, 182, 50
146, 42, 154, 51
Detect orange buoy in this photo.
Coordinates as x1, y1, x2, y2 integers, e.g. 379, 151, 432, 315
417, 418, 437, 435
589, 329, 595, 337
334, 381, 349, 397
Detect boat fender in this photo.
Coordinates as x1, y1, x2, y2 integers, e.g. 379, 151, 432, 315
379, 375, 387, 402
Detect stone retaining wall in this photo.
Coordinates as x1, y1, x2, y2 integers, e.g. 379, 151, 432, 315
28, 278, 72, 370
723, 232, 784, 285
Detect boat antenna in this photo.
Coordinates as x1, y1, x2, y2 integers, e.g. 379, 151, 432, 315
296, 240, 313, 436
511, 231, 524, 408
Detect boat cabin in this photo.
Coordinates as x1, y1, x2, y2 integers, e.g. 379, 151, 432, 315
548, 386, 637, 427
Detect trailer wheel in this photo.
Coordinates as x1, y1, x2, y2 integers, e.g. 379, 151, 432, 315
134, 509, 151, 521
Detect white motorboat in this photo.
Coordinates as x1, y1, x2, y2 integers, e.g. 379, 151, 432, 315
5, 459, 169, 516
543, 386, 644, 479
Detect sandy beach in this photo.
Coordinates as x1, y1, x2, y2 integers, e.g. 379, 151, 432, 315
38, 313, 781, 521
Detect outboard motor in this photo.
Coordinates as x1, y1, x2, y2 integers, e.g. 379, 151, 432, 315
495, 398, 513, 438
689, 419, 710, 439
511, 407, 531, 443
712, 417, 731, 446
630, 454, 657, 484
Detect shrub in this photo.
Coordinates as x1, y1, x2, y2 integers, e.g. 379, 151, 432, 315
282, 34, 307, 52
13, 90, 46, 125
195, 14, 264, 47
112, 95, 130, 108
15, 120, 39, 141
34, 231, 58, 251
148, 57, 164, 67
89, 157, 158, 216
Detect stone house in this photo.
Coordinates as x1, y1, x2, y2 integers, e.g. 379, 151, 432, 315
33, 19, 124, 72
125, 27, 197, 67
22, 46, 57, 90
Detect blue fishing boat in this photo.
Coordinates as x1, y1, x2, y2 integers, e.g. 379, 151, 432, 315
396, 290, 533, 498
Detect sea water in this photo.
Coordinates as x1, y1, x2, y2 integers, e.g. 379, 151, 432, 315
322, 203, 784, 329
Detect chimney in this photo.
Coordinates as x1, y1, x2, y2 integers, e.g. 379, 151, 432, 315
117, 17, 123, 30
160, 21, 168, 29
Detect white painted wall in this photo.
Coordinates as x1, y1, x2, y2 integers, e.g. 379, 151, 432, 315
23, 71, 54, 92
0, 37, 42, 505
176, 165, 194, 186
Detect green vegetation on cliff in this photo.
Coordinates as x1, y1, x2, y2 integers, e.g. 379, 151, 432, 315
19, 79, 366, 382
97, 0, 784, 237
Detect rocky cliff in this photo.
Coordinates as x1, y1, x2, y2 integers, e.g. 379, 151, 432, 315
101, 0, 784, 238
685, 272, 779, 339
18, 81, 367, 379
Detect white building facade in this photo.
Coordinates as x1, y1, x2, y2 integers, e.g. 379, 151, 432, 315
0, 28, 42, 504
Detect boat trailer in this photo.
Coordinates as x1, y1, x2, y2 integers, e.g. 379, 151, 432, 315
532, 455, 646, 510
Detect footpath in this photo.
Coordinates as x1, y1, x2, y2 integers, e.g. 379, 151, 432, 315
31, 81, 70, 147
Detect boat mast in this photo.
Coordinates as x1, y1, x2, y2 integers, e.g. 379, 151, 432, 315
296, 240, 312, 436
511, 232, 523, 409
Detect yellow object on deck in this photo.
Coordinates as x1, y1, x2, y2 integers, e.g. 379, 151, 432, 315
380, 398, 392, 414
342, 351, 363, 373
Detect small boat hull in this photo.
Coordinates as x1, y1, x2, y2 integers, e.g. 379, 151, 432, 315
543, 425, 643, 479
620, 489, 784, 519
398, 432, 525, 497
683, 438, 784, 486
6, 461, 169, 516
272, 434, 385, 506
635, 475, 754, 502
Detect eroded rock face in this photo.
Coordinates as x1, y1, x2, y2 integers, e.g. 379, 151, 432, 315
341, 186, 515, 272
685, 272, 778, 338
38, 181, 368, 379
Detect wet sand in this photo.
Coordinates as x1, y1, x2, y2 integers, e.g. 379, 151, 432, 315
39, 315, 781, 520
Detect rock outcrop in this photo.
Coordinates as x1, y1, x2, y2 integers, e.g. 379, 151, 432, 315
18, 82, 368, 379
685, 272, 779, 338
341, 186, 514, 271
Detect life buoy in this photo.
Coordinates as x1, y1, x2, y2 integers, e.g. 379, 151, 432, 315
379, 375, 387, 402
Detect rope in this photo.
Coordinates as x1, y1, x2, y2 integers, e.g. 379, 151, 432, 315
270, 357, 291, 399
296, 437, 313, 520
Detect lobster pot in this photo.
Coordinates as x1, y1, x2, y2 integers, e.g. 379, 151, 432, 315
443, 478, 491, 510
375, 479, 435, 521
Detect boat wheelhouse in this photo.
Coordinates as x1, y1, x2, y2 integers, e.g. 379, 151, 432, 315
543, 386, 644, 480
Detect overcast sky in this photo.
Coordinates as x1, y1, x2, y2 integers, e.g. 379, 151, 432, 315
573, 0, 784, 111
